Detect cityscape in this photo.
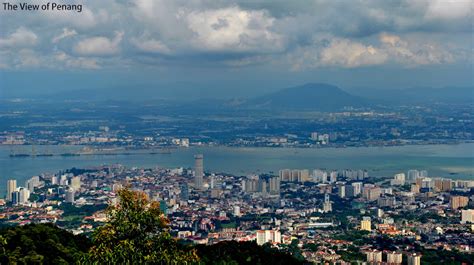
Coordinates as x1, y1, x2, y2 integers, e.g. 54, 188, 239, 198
1, 0, 473, 264
1, 153, 473, 263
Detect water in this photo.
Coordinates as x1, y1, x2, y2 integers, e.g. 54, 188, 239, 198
1, 143, 473, 195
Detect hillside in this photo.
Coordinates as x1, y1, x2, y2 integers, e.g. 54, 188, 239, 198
247, 83, 368, 111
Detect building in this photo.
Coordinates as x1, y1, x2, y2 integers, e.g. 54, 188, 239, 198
256, 230, 281, 245
180, 183, 189, 201
407, 170, 420, 183
450, 196, 469, 209
233, 206, 241, 217
70, 176, 81, 191
434, 178, 452, 192
11, 191, 20, 205
338, 185, 346, 198
407, 253, 421, 265
391, 173, 405, 186
194, 154, 204, 190
280, 169, 310, 182
363, 186, 381, 201
461, 209, 474, 224
65, 189, 75, 203
378, 196, 396, 208
352, 182, 363, 196
323, 193, 332, 212
6, 179, 17, 202
386, 251, 403, 264
361, 217, 372, 231
18, 187, 30, 204
366, 250, 382, 263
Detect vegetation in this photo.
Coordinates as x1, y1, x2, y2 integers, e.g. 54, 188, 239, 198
0, 223, 90, 264
0, 188, 304, 264
83, 188, 199, 264
196, 241, 304, 265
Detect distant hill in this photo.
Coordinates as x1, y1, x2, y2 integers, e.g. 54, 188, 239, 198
246, 83, 368, 111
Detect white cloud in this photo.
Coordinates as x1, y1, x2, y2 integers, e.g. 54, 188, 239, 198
52, 28, 78, 43
319, 39, 387, 68
380, 33, 455, 66
131, 37, 172, 54
0, 27, 38, 48
289, 33, 458, 70
425, 0, 472, 20
15, 49, 41, 68
185, 6, 284, 53
55, 51, 100, 69
73, 31, 124, 56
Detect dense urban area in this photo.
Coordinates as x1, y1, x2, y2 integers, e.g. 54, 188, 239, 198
2, 155, 473, 264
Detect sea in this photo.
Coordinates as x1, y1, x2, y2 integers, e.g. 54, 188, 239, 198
1, 143, 473, 195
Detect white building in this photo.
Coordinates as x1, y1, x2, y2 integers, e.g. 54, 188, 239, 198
461, 209, 474, 224
256, 230, 281, 245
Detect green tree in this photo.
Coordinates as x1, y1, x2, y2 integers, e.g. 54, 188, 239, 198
84, 188, 199, 264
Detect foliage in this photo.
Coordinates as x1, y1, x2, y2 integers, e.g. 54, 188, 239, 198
83, 188, 199, 264
0, 223, 90, 264
195, 240, 304, 265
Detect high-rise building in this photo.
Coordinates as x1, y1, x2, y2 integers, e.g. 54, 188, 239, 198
361, 217, 371, 231
256, 230, 281, 245
323, 193, 332, 212
352, 182, 363, 196
18, 187, 30, 204
70, 176, 81, 191
366, 250, 382, 263
338, 185, 346, 198
268, 176, 281, 195
407, 170, 420, 183
461, 209, 474, 224
407, 253, 421, 265
194, 154, 204, 190
6, 179, 17, 202
329, 171, 338, 183
11, 191, 20, 205
65, 189, 75, 203
434, 178, 452, 192
450, 196, 469, 209
391, 173, 406, 186
180, 183, 189, 201
344, 184, 355, 198
386, 251, 403, 264
363, 186, 381, 201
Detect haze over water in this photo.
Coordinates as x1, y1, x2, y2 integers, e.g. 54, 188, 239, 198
1, 143, 473, 195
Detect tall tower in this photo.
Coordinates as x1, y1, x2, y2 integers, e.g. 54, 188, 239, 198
6, 179, 17, 202
323, 193, 332, 212
194, 154, 204, 190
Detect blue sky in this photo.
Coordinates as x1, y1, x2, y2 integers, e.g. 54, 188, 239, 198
0, 0, 472, 98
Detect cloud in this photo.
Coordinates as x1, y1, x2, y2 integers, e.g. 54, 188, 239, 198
0, 1, 470, 70
289, 33, 459, 70
0, 27, 38, 48
425, 0, 472, 20
185, 6, 284, 53
131, 36, 172, 54
55, 51, 100, 69
320, 40, 387, 68
52, 28, 78, 43
73, 31, 124, 56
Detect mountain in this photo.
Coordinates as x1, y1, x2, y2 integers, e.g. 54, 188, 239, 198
246, 83, 368, 111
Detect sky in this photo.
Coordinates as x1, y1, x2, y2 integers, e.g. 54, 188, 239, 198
0, 0, 472, 99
